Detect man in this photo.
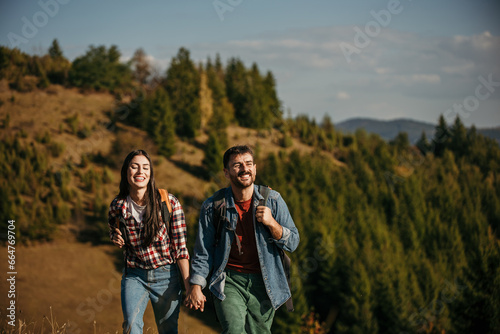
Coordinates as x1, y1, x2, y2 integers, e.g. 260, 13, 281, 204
186, 145, 299, 333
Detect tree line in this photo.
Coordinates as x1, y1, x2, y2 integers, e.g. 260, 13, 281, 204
0, 41, 281, 160
257, 115, 499, 333
1, 40, 499, 333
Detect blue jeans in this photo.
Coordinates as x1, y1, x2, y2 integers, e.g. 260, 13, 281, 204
121, 265, 181, 334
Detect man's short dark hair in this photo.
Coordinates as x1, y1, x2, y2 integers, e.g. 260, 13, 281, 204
223, 145, 254, 169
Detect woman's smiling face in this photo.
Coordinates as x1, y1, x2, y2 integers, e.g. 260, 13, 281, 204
127, 154, 151, 191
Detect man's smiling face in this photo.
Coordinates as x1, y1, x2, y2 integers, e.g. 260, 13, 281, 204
224, 153, 256, 190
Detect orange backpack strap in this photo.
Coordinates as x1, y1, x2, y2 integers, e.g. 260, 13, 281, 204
158, 189, 172, 214
158, 189, 173, 240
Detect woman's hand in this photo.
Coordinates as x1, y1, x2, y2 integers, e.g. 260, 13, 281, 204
185, 285, 207, 312
112, 228, 125, 248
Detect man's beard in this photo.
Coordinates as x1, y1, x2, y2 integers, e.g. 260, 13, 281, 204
230, 171, 255, 189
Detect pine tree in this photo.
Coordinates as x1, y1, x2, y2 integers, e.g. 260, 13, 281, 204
48, 39, 64, 59
142, 87, 176, 158
45, 39, 70, 85
433, 115, 452, 157
152, 89, 176, 158
34, 57, 50, 88
416, 131, 431, 155
164, 47, 201, 138
69, 45, 132, 92
199, 69, 214, 129
390, 132, 410, 152
131, 48, 151, 86
225, 57, 248, 122
449, 116, 468, 158
205, 55, 233, 145
263, 71, 282, 126
203, 130, 224, 178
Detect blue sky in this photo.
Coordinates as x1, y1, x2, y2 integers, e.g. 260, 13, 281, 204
1, 0, 499, 128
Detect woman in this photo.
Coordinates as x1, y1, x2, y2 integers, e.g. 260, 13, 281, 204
108, 150, 190, 334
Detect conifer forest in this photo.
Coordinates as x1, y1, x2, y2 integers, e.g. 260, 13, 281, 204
1, 42, 499, 333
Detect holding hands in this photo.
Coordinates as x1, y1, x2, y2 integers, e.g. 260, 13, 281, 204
185, 285, 207, 312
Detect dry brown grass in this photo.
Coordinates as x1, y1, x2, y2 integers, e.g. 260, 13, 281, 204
226, 125, 346, 168
0, 242, 217, 334
0, 82, 218, 333
0, 81, 115, 166
0, 82, 344, 333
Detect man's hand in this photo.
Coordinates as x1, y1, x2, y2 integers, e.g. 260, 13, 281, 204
256, 205, 283, 240
256, 205, 274, 227
185, 285, 207, 312
112, 228, 125, 248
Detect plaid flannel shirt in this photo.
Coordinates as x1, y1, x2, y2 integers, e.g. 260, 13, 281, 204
108, 192, 189, 269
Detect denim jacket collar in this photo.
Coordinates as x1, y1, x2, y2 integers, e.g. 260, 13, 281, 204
224, 185, 265, 207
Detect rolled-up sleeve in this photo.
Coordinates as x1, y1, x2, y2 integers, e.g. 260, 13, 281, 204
108, 198, 119, 241
170, 194, 190, 260
272, 193, 300, 252
190, 199, 216, 289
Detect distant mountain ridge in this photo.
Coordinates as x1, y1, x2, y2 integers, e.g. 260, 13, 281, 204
335, 117, 500, 144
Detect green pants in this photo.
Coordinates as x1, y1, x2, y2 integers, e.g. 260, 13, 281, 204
213, 269, 275, 334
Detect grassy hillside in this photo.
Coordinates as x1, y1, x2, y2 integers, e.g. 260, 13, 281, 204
1, 81, 499, 334
0, 81, 218, 333
0, 242, 219, 333
0, 82, 325, 333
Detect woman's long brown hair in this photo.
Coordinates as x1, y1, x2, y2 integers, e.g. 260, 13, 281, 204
118, 149, 161, 247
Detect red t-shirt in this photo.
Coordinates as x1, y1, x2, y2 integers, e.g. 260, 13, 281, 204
226, 198, 261, 273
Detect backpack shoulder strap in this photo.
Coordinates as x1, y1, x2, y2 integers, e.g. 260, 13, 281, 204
158, 189, 173, 236
256, 185, 271, 206
158, 189, 172, 213
257, 185, 294, 312
212, 188, 227, 247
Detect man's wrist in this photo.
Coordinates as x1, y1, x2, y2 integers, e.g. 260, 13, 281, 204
190, 284, 202, 292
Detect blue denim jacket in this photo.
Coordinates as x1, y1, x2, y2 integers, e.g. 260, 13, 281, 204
190, 185, 299, 310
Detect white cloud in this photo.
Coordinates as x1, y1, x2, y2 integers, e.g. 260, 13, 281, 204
451, 31, 496, 51
440, 31, 500, 68
441, 62, 475, 75
151, 26, 499, 126
276, 39, 314, 49
337, 91, 351, 100
375, 67, 393, 75
411, 74, 441, 84
227, 39, 266, 49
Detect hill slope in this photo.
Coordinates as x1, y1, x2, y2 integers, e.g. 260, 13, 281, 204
0, 242, 218, 333
2, 83, 499, 334
0, 82, 324, 333
0, 82, 223, 333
